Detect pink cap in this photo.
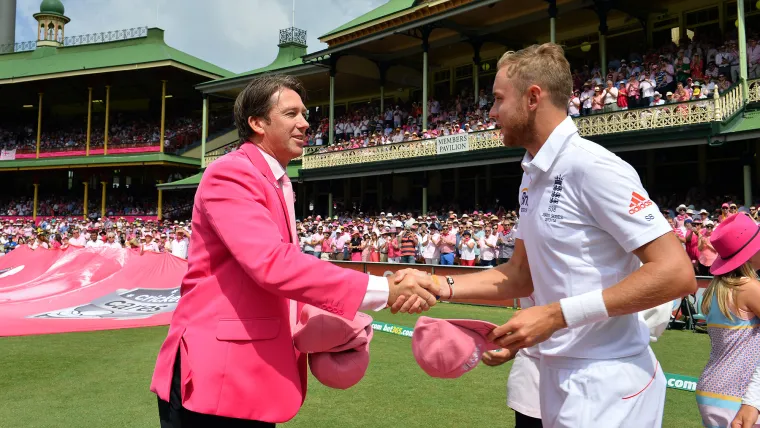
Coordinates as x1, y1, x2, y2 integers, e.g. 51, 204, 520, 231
293, 306, 373, 353
308, 343, 370, 390
293, 306, 374, 389
710, 213, 760, 275
412, 317, 500, 379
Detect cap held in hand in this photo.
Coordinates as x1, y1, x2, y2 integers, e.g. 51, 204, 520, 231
412, 317, 500, 379
293, 305, 374, 389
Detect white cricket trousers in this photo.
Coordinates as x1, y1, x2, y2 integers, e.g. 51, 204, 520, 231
539, 346, 665, 428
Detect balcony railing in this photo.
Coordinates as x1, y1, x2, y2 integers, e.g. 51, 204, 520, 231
204, 141, 240, 166
203, 141, 305, 166
750, 79, 760, 103
301, 130, 502, 169
302, 83, 747, 170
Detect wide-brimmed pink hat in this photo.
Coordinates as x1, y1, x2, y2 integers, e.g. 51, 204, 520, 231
412, 317, 500, 379
710, 213, 760, 275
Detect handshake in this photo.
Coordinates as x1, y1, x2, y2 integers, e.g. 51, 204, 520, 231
384, 269, 446, 314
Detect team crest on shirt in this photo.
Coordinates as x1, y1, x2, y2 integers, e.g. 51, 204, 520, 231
520, 188, 529, 213
628, 191, 653, 215
541, 175, 565, 223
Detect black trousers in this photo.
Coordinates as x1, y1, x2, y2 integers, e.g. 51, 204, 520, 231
157, 350, 275, 428
515, 411, 543, 428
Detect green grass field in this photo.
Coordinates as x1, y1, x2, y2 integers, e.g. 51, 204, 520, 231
0, 303, 709, 428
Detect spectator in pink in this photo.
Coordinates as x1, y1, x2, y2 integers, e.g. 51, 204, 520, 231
369, 232, 380, 263
439, 224, 457, 265
698, 220, 718, 275
349, 230, 363, 262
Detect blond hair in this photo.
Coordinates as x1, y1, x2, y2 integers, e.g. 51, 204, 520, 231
702, 261, 757, 321
496, 43, 573, 109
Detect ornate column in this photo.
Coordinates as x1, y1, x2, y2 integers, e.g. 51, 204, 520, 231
157, 180, 164, 220
100, 181, 107, 219
36, 92, 43, 159
160, 80, 167, 153
86, 87, 92, 156
83, 182, 89, 220
104, 85, 111, 155
201, 95, 209, 168
32, 183, 39, 222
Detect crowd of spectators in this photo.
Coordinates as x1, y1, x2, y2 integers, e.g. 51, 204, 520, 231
293, 191, 758, 268
0, 194, 193, 219
0, 113, 234, 155
566, 33, 760, 116
305, 88, 499, 154
0, 217, 191, 259
1, 188, 756, 274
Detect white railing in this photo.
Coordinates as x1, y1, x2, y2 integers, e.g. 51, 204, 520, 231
302, 130, 501, 169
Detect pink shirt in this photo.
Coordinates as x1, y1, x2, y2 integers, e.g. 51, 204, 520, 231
335, 233, 349, 250
439, 231, 456, 254
388, 238, 399, 258
479, 234, 498, 261
699, 234, 718, 267
684, 230, 700, 261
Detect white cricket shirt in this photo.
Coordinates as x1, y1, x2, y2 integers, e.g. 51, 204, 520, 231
514, 117, 671, 359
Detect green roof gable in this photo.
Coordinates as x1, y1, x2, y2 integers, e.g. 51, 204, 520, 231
320, 0, 416, 39
233, 41, 308, 78
0, 28, 233, 82
196, 41, 312, 90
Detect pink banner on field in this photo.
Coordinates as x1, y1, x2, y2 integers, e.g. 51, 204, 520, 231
0, 216, 160, 226
13, 146, 160, 159
0, 245, 186, 336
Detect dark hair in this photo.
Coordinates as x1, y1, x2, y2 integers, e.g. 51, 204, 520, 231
234, 74, 307, 142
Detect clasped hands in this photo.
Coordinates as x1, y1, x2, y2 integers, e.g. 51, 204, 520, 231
385, 268, 442, 314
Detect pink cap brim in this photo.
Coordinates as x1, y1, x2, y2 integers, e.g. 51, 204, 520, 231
294, 307, 373, 353
711, 235, 760, 275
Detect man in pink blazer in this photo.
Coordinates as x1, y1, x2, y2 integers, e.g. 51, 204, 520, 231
151, 75, 437, 427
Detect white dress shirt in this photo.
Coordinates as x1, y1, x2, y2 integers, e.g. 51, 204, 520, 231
257, 147, 390, 311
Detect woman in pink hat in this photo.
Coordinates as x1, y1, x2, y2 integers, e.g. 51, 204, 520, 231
695, 213, 760, 427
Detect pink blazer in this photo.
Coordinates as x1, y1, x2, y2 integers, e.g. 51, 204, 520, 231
150, 143, 370, 423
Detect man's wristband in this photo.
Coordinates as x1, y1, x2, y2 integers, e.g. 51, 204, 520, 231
445, 276, 455, 300
559, 289, 609, 329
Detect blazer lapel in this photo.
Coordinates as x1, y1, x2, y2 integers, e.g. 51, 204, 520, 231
240, 143, 294, 242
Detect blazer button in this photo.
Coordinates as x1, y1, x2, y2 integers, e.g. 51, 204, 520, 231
338, 310, 344, 315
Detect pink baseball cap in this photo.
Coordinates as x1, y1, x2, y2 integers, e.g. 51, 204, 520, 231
308, 326, 374, 390
293, 306, 373, 353
710, 213, 760, 275
293, 305, 375, 389
412, 317, 500, 379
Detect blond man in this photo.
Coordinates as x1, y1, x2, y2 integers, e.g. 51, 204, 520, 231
395, 44, 695, 428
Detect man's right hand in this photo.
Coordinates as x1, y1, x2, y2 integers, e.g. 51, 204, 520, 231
731, 405, 760, 428
481, 349, 514, 367
386, 269, 439, 314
